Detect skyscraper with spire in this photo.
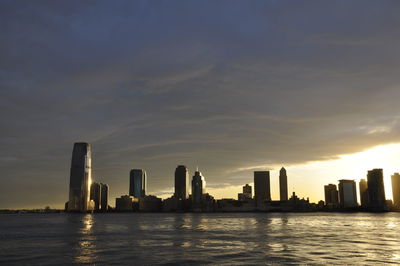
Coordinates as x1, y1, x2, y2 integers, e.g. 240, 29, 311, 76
279, 167, 288, 201
192, 169, 206, 206
67, 142, 92, 212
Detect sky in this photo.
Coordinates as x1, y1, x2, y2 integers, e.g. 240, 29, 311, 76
1, 1, 400, 209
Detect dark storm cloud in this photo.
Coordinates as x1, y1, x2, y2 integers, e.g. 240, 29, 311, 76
1, 0, 400, 208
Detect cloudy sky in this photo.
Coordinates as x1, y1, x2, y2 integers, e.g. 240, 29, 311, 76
1, 1, 400, 208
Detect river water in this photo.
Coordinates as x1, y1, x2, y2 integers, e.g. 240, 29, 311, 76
1, 212, 400, 265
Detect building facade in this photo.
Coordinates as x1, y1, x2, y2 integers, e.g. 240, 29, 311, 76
175, 165, 190, 200
243, 184, 252, 199
279, 167, 288, 201
254, 171, 271, 205
116, 195, 137, 211
338, 179, 357, 208
90, 182, 101, 211
324, 184, 339, 208
67, 142, 92, 212
129, 169, 147, 198
367, 169, 386, 211
192, 170, 206, 206
359, 179, 368, 208
391, 173, 400, 207
100, 183, 109, 211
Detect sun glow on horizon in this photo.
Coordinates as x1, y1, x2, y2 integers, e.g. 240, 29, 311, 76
206, 143, 400, 204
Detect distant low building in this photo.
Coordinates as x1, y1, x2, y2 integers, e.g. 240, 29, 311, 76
116, 195, 138, 212
139, 195, 162, 212
217, 198, 255, 212
238, 184, 252, 201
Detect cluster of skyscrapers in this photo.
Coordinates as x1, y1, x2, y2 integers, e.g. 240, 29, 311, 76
324, 169, 400, 211
65, 142, 400, 213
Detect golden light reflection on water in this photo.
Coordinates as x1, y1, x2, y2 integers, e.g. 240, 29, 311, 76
74, 214, 97, 264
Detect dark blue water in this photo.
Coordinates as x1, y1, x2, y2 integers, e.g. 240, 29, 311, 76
1, 213, 400, 265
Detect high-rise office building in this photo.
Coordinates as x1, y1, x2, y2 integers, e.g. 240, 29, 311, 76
279, 167, 288, 201
367, 169, 386, 211
324, 184, 339, 207
254, 171, 271, 205
100, 183, 109, 211
129, 169, 147, 198
192, 170, 206, 205
391, 173, 400, 207
67, 142, 92, 212
359, 179, 368, 207
90, 182, 101, 211
175, 165, 190, 200
243, 184, 252, 199
338, 180, 357, 208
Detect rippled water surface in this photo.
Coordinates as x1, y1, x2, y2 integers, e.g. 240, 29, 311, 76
1, 212, 400, 265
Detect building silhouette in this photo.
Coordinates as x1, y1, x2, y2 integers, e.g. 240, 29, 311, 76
175, 165, 190, 200
100, 183, 109, 211
139, 195, 162, 212
243, 184, 252, 198
254, 171, 271, 205
90, 182, 101, 211
67, 142, 92, 212
238, 184, 252, 201
116, 195, 137, 211
338, 179, 357, 208
129, 169, 147, 198
192, 170, 206, 206
324, 184, 339, 208
367, 169, 386, 211
359, 179, 368, 208
279, 167, 288, 201
391, 173, 400, 208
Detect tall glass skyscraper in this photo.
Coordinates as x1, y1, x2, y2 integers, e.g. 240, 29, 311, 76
67, 142, 92, 212
129, 169, 147, 198
175, 165, 190, 200
192, 170, 206, 205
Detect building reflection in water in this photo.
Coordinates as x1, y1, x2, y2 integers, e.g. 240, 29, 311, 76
74, 214, 97, 264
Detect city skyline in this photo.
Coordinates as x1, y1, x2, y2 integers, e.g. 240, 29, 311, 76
60, 142, 399, 213
61, 142, 400, 211
2, 1, 400, 209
